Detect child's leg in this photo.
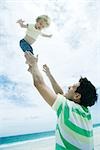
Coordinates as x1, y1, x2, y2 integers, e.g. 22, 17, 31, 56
19, 39, 34, 54
19, 39, 34, 71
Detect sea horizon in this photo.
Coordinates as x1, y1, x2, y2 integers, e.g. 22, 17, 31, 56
0, 130, 55, 145
0, 123, 100, 146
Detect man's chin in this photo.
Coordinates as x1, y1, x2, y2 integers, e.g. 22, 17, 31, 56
63, 93, 68, 99
64, 94, 73, 101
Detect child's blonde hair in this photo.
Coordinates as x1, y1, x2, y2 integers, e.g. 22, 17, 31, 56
36, 15, 51, 27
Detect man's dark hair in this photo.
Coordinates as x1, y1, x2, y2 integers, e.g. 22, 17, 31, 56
75, 77, 98, 107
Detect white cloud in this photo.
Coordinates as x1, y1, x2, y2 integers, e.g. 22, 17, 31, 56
0, 0, 99, 135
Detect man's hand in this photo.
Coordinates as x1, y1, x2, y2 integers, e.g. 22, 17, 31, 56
43, 64, 63, 95
25, 52, 57, 106
24, 51, 38, 66
43, 64, 51, 77
27, 65, 32, 73
24, 52, 57, 106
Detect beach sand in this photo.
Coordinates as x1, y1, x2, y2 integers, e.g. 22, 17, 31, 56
0, 127, 100, 150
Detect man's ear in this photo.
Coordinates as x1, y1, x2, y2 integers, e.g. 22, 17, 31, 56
74, 92, 81, 101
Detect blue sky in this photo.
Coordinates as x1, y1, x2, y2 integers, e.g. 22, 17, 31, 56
0, 0, 99, 136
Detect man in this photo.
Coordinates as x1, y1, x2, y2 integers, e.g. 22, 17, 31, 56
24, 52, 98, 150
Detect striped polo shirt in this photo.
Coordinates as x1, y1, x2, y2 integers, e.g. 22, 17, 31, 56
52, 94, 94, 150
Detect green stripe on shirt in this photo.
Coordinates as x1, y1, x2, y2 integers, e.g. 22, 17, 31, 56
52, 94, 94, 149
64, 105, 93, 137
72, 108, 91, 120
56, 143, 68, 150
57, 125, 80, 150
57, 104, 62, 117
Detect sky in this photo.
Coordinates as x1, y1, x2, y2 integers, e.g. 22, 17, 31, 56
0, 0, 100, 136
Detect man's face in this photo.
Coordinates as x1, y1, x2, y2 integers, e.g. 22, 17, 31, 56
64, 82, 81, 103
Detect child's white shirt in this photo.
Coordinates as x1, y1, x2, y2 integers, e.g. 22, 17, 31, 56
26, 24, 41, 40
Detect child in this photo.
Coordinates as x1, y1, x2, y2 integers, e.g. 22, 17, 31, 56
17, 15, 52, 54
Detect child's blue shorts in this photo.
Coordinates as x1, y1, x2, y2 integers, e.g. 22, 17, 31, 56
19, 39, 34, 54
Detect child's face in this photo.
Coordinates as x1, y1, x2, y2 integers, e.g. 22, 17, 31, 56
36, 19, 47, 30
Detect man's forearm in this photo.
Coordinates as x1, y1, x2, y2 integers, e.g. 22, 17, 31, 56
31, 64, 56, 106
47, 73, 63, 94
31, 64, 44, 87
24, 52, 57, 106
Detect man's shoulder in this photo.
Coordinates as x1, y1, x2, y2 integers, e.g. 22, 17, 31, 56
52, 94, 66, 111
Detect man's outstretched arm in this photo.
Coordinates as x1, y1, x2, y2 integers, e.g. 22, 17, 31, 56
24, 52, 57, 106
43, 64, 63, 94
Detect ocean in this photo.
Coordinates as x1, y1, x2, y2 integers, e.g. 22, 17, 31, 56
0, 130, 55, 145
0, 123, 100, 146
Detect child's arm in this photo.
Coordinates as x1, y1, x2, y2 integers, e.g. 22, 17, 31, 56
41, 33, 52, 38
16, 19, 28, 28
